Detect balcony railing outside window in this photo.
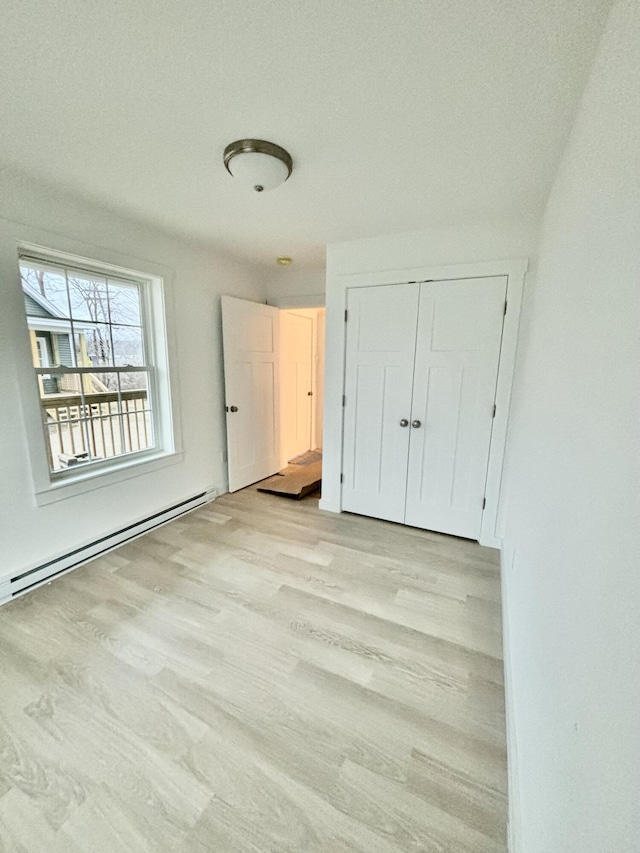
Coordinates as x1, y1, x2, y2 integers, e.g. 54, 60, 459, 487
41, 386, 153, 470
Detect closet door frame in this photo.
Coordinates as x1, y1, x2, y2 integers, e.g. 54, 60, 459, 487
320, 258, 528, 548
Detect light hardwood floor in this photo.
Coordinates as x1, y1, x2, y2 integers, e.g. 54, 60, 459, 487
0, 486, 507, 852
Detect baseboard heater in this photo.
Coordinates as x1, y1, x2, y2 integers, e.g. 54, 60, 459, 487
1, 488, 217, 605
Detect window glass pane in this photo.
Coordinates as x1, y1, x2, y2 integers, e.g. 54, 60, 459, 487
118, 369, 149, 396
111, 325, 145, 366
118, 372, 154, 454
34, 334, 53, 369
67, 273, 110, 322
75, 324, 114, 368
118, 371, 152, 423
119, 370, 151, 409
20, 263, 70, 316
51, 331, 74, 367
107, 280, 142, 326
39, 372, 90, 472
38, 369, 154, 472
85, 369, 120, 394
81, 371, 126, 462
38, 371, 77, 400
44, 371, 85, 397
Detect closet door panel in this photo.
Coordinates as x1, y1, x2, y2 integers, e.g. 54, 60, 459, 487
405, 278, 506, 538
342, 284, 418, 523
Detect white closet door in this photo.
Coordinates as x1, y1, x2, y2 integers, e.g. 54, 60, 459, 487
404, 277, 506, 538
342, 283, 419, 523
221, 296, 280, 492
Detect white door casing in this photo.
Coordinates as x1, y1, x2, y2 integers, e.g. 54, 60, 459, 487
221, 296, 280, 492
315, 310, 326, 449
404, 277, 507, 538
341, 283, 419, 524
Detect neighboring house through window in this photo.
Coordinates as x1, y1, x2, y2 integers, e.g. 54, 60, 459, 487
19, 249, 175, 487
35, 336, 50, 368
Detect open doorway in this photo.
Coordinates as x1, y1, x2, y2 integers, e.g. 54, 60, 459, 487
221, 296, 325, 497
260, 307, 325, 499
278, 307, 325, 468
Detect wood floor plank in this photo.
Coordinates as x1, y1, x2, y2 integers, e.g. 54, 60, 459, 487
0, 486, 507, 852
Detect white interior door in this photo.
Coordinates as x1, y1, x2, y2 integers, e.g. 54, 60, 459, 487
404, 277, 507, 538
341, 283, 419, 523
279, 311, 313, 463
221, 296, 280, 492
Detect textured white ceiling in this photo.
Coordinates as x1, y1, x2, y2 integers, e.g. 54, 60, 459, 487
0, 0, 611, 268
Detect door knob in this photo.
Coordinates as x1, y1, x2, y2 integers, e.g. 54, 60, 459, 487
229, 405, 238, 413
411, 419, 422, 428
399, 419, 409, 427
307, 391, 313, 396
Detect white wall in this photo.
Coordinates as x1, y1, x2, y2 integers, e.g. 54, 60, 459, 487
321, 220, 539, 514
265, 266, 326, 308
0, 166, 266, 580
327, 219, 538, 277
500, 2, 640, 850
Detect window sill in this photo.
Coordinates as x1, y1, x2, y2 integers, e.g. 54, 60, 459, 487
33, 449, 184, 506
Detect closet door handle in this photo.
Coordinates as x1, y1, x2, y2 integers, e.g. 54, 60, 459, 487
411, 419, 422, 428
399, 419, 409, 427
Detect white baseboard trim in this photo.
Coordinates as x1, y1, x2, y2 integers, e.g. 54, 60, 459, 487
479, 534, 503, 549
1, 487, 218, 606
318, 498, 341, 513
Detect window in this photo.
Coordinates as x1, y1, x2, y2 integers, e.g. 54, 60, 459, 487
19, 250, 173, 482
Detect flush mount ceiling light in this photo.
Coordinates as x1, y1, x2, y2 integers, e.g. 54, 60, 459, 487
276, 256, 292, 266
223, 139, 293, 193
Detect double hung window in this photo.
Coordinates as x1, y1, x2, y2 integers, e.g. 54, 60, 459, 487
20, 252, 164, 477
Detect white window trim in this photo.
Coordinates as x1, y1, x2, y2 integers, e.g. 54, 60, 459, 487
33, 448, 185, 506
14, 240, 183, 504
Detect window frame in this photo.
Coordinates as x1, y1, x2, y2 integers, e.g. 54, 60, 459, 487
15, 243, 182, 505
